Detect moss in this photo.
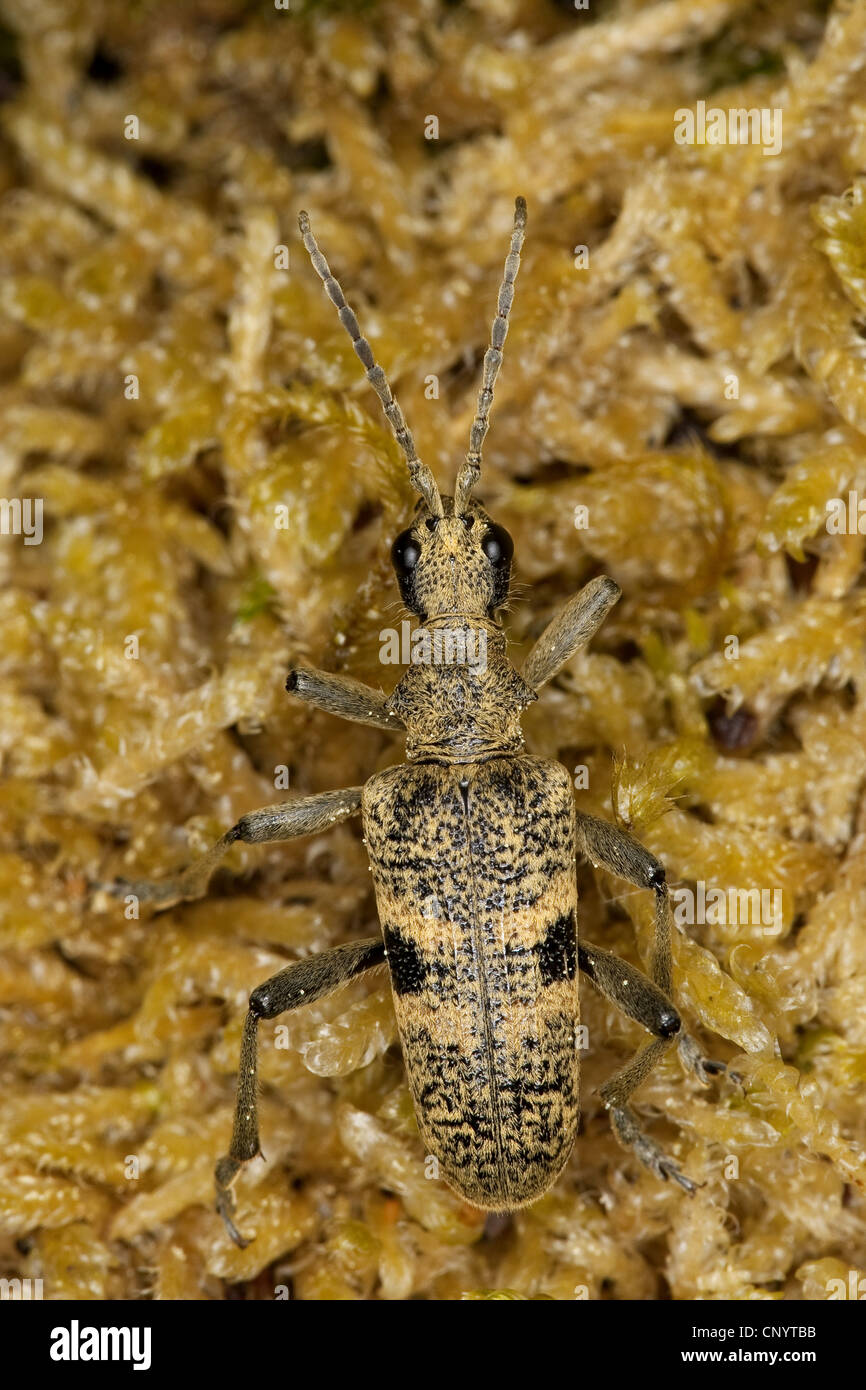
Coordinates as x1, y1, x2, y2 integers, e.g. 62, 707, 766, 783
236, 572, 279, 623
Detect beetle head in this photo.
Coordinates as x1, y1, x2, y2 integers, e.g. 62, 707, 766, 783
390, 494, 513, 621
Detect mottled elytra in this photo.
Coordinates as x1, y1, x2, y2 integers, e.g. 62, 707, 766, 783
107, 198, 730, 1246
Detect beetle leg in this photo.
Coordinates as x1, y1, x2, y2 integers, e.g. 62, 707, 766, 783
578, 941, 697, 1190
677, 1030, 732, 1086
215, 937, 386, 1248
608, 1089, 699, 1195
578, 941, 680, 1038
287, 667, 405, 732
575, 810, 674, 989
576, 810, 734, 1086
95, 786, 363, 907
522, 576, 621, 690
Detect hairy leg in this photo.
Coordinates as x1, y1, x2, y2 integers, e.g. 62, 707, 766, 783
579, 941, 695, 1191
215, 936, 386, 1246
98, 786, 363, 907
576, 811, 727, 1079
576, 812, 732, 1188
522, 576, 621, 690
287, 667, 404, 731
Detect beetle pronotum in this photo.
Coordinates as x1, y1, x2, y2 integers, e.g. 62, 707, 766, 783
109, 197, 730, 1246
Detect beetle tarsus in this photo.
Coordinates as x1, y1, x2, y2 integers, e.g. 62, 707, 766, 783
610, 1104, 701, 1195
660, 1160, 702, 1196
215, 1157, 253, 1249
216, 1189, 251, 1250
678, 1031, 738, 1089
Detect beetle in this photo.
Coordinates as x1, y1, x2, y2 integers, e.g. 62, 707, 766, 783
108, 197, 729, 1246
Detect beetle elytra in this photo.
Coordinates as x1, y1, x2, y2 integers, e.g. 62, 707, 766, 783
108, 198, 730, 1246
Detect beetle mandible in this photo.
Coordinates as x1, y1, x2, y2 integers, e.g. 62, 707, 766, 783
110, 197, 730, 1246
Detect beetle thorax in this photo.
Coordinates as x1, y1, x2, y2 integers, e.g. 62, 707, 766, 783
385, 624, 537, 763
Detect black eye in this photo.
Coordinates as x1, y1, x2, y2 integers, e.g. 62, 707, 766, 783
391, 528, 421, 577
482, 523, 514, 567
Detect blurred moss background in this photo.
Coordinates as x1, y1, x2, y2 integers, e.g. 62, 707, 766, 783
0, 0, 866, 1299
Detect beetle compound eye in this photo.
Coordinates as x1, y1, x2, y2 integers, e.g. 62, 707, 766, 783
391, 528, 421, 577
482, 523, 514, 567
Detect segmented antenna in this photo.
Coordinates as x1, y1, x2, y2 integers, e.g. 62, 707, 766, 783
454, 197, 526, 516
298, 210, 444, 518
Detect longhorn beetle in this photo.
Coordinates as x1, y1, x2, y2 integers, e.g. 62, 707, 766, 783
108, 197, 730, 1246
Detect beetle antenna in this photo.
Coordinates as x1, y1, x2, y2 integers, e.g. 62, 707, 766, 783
298, 210, 444, 517
454, 196, 526, 516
